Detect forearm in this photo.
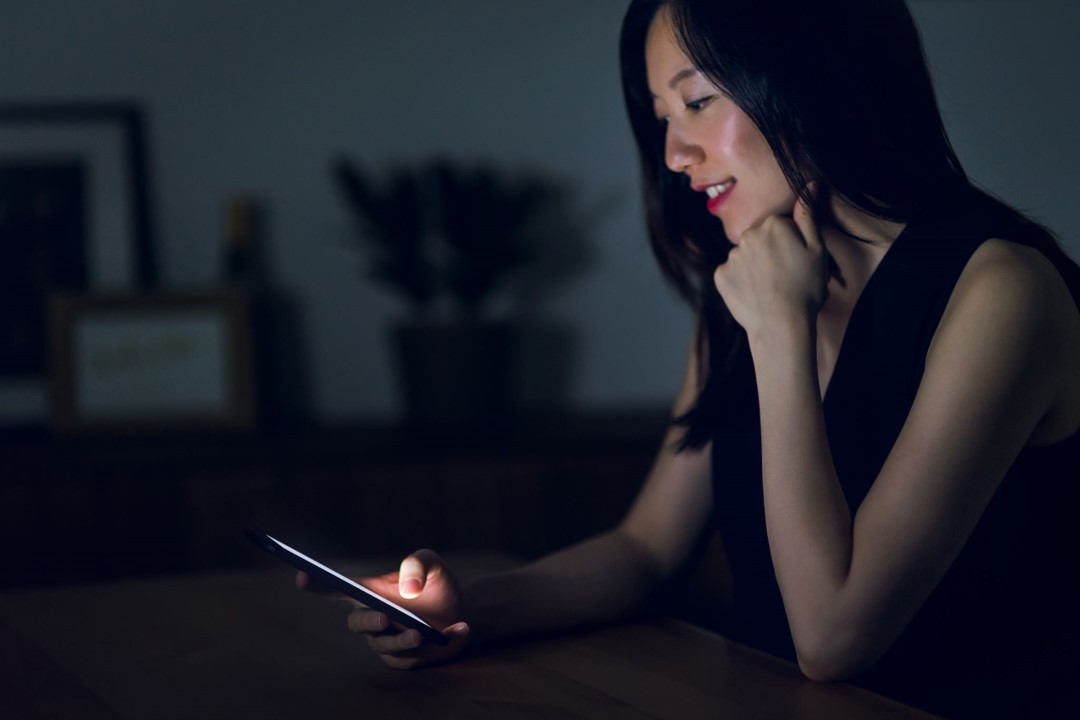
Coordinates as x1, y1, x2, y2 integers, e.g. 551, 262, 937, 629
464, 528, 662, 648
748, 320, 853, 652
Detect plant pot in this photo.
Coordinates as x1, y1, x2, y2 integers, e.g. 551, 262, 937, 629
392, 321, 518, 427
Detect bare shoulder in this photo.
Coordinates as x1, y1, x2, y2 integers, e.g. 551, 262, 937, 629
937, 238, 1080, 443
961, 238, 1070, 299
942, 238, 1076, 332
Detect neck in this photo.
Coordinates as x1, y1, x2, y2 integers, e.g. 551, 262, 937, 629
818, 198, 906, 318
829, 195, 906, 248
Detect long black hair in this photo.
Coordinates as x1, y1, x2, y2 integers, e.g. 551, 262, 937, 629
620, 0, 1067, 449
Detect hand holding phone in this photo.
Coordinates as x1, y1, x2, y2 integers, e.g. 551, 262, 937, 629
246, 529, 472, 667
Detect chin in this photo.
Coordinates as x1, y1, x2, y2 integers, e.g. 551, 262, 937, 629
722, 218, 746, 245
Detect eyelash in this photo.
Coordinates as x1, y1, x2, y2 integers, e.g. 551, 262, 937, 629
656, 95, 716, 126
685, 95, 715, 112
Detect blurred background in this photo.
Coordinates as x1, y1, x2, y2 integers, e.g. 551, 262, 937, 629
1, 0, 1078, 588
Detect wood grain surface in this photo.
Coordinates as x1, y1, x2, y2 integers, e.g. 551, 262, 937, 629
0, 555, 938, 719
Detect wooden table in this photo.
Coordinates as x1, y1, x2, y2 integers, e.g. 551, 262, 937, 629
0, 555, 937, 719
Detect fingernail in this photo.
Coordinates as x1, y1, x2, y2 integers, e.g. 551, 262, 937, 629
404, 630, 421, 647
401, 579, 422, 598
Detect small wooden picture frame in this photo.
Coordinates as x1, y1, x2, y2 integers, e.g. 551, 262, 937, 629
49, 292, 255, 432
0, 103, 156, 426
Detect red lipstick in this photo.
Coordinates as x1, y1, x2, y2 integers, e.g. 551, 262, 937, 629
705, 182, 735, 215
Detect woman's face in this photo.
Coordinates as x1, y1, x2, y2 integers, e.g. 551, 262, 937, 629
645, 7, 796, 243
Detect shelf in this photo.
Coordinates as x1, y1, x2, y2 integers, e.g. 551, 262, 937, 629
1, 409, 669, 588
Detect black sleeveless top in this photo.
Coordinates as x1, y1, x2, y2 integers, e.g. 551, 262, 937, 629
710, 212, 1080, 718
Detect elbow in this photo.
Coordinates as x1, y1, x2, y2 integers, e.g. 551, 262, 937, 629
797, 653, 857, 683
793, 628, 873, 683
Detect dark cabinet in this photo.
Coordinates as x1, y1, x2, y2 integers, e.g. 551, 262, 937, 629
1, 412, 666, 588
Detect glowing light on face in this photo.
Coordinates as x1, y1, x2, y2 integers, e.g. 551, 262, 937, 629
645, 7, 796, 242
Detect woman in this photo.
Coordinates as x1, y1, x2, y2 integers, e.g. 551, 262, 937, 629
303, 1, 1080, 715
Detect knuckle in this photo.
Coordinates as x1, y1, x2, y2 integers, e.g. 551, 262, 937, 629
413, 548, 440, 565
370, 634, 394, 654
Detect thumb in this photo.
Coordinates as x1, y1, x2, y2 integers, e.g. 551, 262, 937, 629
398, 555, 426, 599
398, 548, 442, 599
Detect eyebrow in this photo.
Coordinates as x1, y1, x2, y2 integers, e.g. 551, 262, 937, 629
649, 67, 700, 99
668, 67, 699, 89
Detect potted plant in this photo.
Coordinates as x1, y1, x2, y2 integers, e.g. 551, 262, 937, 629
332, 157, 591, 426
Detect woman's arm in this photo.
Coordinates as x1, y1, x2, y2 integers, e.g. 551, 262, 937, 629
335, 330, 718, 669
465, 329, 716, 647
751, 238, 1079, 680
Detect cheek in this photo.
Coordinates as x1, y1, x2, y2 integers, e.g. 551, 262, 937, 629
732, 123, 778, 176
740, 128, 796, 206
715, 112, 741, 161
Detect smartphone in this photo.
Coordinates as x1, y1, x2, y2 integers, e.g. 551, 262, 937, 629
244, 528, 450, 646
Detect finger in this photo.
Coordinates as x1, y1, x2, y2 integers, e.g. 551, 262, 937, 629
712, 264, 725, 293
368, 628, 425, 655
443, 622, 470, 639
399, 549, 443, 599
347, 609, 390, 634
374, 624, 470, 670
713, 260, 732, 288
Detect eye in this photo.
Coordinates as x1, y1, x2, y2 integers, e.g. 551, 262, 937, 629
685, 95, 716, 113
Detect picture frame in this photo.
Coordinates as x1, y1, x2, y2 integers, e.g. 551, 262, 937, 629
49, 292, 255, 432
0, 102, 155, 425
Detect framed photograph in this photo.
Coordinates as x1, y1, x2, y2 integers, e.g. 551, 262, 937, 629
0, 102, 155, 424
50, 293, 254, 432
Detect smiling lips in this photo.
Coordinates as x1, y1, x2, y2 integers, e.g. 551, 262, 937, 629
703, 179, 735, 215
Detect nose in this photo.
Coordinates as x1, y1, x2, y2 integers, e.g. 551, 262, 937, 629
664, 124, 702, 174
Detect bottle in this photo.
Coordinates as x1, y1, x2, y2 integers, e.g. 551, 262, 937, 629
221, 196, 264, 287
